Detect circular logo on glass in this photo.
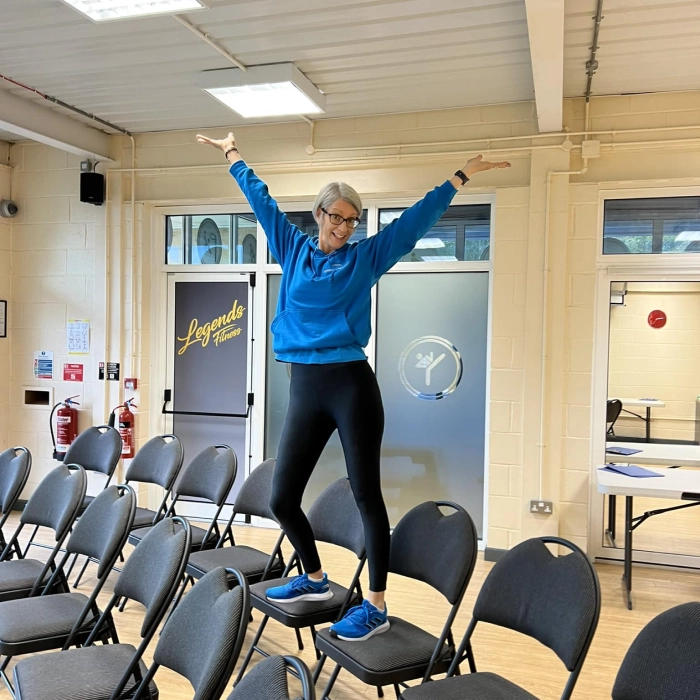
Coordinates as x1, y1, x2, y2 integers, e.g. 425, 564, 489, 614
398, 336, 463, 400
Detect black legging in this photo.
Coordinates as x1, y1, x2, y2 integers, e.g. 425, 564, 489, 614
269, 359, 390, 592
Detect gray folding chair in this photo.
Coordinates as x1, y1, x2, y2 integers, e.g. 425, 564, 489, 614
612, 601, 700, 700
0, 484, 136, 696
131, 567, 250, 700
23, 426, 121, 558
11, 516, 192, 700
128, 444, 237, 553
0, 447, 32, 557
228, 655, 315, 700
235, 477, 367, 686
315, 501, 478, 700
0, 464, 86, 603
400, 537, 601, 700
174, 459, 285, 608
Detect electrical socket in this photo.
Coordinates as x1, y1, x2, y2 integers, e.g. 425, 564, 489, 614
530, 500, 553, 515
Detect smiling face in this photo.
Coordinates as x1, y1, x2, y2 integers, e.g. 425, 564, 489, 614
316, 198, 360, 254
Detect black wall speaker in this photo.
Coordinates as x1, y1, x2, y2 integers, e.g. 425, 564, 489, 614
80, 172, 105, 205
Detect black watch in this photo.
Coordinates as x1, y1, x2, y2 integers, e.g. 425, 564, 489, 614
454, 170, 469, 186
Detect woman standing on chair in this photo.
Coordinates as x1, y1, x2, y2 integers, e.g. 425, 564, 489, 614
197, 131, 509, 641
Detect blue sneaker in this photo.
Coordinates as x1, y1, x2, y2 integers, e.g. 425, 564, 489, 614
266, 573, 334, 604
329, 600, 390, 641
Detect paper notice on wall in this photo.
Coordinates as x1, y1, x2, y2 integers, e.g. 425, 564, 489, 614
34, 350, 53, 380
67, 320, 90, 355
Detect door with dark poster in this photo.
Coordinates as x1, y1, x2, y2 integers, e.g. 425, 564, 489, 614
166, 273, 252, 513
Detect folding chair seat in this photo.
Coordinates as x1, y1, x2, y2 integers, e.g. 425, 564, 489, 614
0, 484, 136, 695
12, 516, 192, 700
128, 444, 237, 553
401, 537, 601, 700
315, 501, 478, 699
0, 447, 32, 556
612, 601, 700, 700
175, 459, 285, 607
234, 477, 366, 685
0, 464, 86, 602
228, 655, 315, 700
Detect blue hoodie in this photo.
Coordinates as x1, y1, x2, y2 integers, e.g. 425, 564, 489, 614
230, 160, 457, 364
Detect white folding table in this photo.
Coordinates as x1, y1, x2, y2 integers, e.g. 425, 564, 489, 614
605, 442, 700, 468
597, 465, 700, 609
612, 398, 666, 441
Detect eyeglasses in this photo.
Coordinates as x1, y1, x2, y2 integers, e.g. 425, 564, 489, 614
321, 207, 362, 229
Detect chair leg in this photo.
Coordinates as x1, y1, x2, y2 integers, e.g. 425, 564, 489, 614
320, 664, 341, 700
119, 597, 129, 612
22, 526, 40, 558
64, 551, 81, 580
377, 687, 384, 698
393, 684, 402, 699
0, 656, 15, 698
294, 627, 304, 651
234, 615, 270, 686
73, 557, 91, 588
312, 653, 328, 684
310, 625, 321, 660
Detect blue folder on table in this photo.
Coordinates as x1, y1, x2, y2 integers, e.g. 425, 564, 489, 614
606, 447, 642, 456
600, 464, 663, 478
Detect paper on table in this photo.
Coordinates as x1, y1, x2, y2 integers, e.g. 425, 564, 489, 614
600, 464, 663, 478
606, 447, 643, 456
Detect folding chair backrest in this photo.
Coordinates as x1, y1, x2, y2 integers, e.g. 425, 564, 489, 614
176, 445, 237, 506
114, 516, 191, 638
0, 447, 31, 516
607, 399, 622, 428
20, 463, 87, 540
63, 425, 121, 477
472, 537, 600, 672
153, 567, 249, 700
612, 602, 700, 700
66, 484, 136, 580
226, 655, 315, 700
125, 434, 183, 490
233, 459, 276, 520
307, 477, 365, 558
388, 501, 477, 604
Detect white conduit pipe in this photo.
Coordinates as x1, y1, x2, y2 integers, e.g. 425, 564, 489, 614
172, 15, 247, 71
130, 135, 136, 385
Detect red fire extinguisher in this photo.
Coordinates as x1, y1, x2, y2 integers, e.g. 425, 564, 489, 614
52, 396, 80, 460
114, 399, 137, 459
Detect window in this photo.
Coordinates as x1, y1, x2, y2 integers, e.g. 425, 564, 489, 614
166, 213, 258, 265
603, 197, 700, 255
378, 204, 491, 262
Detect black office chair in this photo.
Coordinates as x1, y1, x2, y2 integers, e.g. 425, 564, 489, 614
607, 399, 623, 436
613, 601, 700, 700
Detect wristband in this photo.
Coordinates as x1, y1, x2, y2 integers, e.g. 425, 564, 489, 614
454, 170, 469, 186
224, 146, 239, 161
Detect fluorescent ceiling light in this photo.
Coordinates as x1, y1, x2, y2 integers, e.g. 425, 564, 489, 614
60, 0, 209, 22
199, 64, 325, 118
676, 230, 700, 241
414, 238, 445, 249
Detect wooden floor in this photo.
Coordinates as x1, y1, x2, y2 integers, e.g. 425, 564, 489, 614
2, 517, 699, 700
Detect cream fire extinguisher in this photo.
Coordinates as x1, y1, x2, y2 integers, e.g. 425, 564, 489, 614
51, 396, 80, 460
109, 399, 137, 459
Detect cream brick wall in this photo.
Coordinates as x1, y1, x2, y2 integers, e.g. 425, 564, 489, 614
609, 284, 700, 442
8, 144, 106, 493
5, 91, 700, 552
0, 158, 11, 452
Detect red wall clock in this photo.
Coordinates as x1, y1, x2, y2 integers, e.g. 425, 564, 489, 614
648, 310, 667, 329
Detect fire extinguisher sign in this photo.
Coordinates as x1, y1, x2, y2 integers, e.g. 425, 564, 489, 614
63, 363, 84, 382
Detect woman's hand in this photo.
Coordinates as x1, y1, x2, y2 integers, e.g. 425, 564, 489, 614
196, 131, 236, 153
463, 154, 511, 178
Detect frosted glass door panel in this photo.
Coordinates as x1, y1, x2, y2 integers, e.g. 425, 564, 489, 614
376, 273, 488, 534
264, 275, 347, 509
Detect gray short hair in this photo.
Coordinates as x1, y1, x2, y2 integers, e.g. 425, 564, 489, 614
312, 182, 362, 223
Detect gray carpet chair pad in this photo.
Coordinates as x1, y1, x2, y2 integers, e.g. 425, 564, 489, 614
250, 577, 359, 625
187, 546, 279, 578
401, 672, 539, 700
130, 521, 212, 547
13, 643, 157, 700
315, 617, 451, 685
0, 559, 49, 593
0, 592, 89, 645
